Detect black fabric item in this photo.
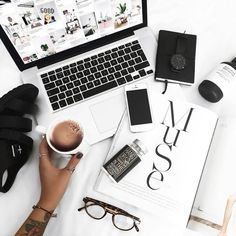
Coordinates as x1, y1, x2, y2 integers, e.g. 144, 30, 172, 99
155, 30, 197, 85
0, 130, 33, 193
0, 115, 32, 132
0, 84, 39, 115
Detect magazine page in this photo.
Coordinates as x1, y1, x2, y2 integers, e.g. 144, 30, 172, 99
95, 88, 218, 229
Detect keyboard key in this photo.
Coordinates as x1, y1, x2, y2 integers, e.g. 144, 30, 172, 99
90, 67, 97, 73
83, 69, 90, 76
111, 52, 118, 58
135, 57, 142, 64
132, 40, 139, 44
49, 95, 58, 103
95, 72, 102, 78
94, 79, 101, 86
42, 77, 49, 84
117, 77, 126, 85
91, 60, 98, 66
66, 97, 74, 105
84, 57, 90, 62
104, 62, 111, 68
58, 93, 66, 99
104, 55, 112, 61
82, 81, 118, 99
85, 62, 91, 68
114, 71, 122, 78
97, 64, 104, 71
101, 77, 108, 84
77, 60, 83, 65
98, 57, 105, 63
125, 42, 132, 47
133, 75, 140, 80
125, 75, 133, 82
52, 102, 59, 111
66, 90, 73, 97
134, 61, 150, 71
55, 68, 62, 73
124, 55, 131, 61
118, 50, 125, 56
98, 52, 104, 57
73, 87, 80, 94
105, 50, 111, 54
112, 47, 118, 52
108, 67, 115, 73
87, 82, 94, 89
56, 72, 64, 79
45, 82, 55, 90
111, 59, 118, 66
77, 65, 84, 71
130, 52, 137, 58
59, 99, 67, 108
80, 85, 87, 91
70, 63, 76, 67
41, 73, 48, 78
128, 59, 135, 66
76, 72, 83, 78
47, 88, 59, 97
88, 74, 95, 81
121, 69, 128, 76
147, 69, 154, 74
49, 75, 57, 81
64, 70, 71, 76
67, 82, 74, 89
62, 77, 70, 83
117, 57, 124, 63
74, 80, 81, 87
81, 77, 88, 84
48, 71, 55, 75
121, 62, 129, 69
118, 45, 125, 49
124, 48, 131, 54
69, 74, 77, 81
128, 67, 135, 73
55, 80, 63, 86
115, 65, 122, 71
71, 67, 78, 74
131, 44, 141, 51
107, 74, 115, 81
101, 69, 108, 76
63, 65, 69, 70
139, 69, 146, 77
91, 55, 98, 60
59, 85, 66, 92
74, 94, 83, 102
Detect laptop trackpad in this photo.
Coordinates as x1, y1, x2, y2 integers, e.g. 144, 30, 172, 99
90, 94, 125, 133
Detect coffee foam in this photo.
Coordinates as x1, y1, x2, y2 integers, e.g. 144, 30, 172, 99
50, 120, 83, 152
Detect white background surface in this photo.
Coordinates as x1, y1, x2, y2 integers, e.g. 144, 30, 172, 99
1, 0, 236, 235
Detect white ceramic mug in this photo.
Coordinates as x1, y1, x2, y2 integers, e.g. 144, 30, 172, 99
36, 117, 90, 156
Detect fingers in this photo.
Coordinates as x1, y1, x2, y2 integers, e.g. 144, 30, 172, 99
64, 152, 83, 175
39, 137, 53, 169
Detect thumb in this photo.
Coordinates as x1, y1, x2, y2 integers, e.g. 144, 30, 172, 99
66, 152, 83, 169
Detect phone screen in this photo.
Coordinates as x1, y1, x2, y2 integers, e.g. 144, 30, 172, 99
126, 89, 152, 125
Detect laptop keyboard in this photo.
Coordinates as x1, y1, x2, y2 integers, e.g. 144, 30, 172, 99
39, 40, 153, 111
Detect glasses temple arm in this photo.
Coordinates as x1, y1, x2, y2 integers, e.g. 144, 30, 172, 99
134, 222, 139, 232
78, 206, 86, 211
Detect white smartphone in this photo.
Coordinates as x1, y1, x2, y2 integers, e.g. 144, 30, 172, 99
125, 83, 154, 132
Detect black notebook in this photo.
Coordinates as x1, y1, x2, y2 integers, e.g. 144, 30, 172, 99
155, 30, 197, 85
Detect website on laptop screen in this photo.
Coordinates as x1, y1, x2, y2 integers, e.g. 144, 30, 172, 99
0, 0, 143, 64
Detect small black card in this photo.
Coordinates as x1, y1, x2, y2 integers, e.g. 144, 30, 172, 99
155, 30, 197, 85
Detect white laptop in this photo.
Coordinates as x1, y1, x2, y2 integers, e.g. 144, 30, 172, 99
0, 0, 157, 145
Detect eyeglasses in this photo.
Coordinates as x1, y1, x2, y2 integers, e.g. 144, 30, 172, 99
78, 197, 141, 232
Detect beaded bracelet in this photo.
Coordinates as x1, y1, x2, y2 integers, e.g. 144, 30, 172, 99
33, 205, 57, 217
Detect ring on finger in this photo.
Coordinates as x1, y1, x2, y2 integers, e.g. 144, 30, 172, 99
39, 153, 48, 158
65, 166, 76, 174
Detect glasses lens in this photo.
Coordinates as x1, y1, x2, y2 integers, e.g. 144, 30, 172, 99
113, 214, 134, 231
86, 203, 106, 219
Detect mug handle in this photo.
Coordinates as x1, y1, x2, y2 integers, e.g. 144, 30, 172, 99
35, 125, 47, 135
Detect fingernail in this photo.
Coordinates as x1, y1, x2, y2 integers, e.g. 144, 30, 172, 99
75, 152, 83, 159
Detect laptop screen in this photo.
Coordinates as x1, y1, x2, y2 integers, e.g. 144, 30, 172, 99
0, 0, 143, 65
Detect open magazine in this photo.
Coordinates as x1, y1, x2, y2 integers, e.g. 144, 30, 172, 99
95, 91, 218, 229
